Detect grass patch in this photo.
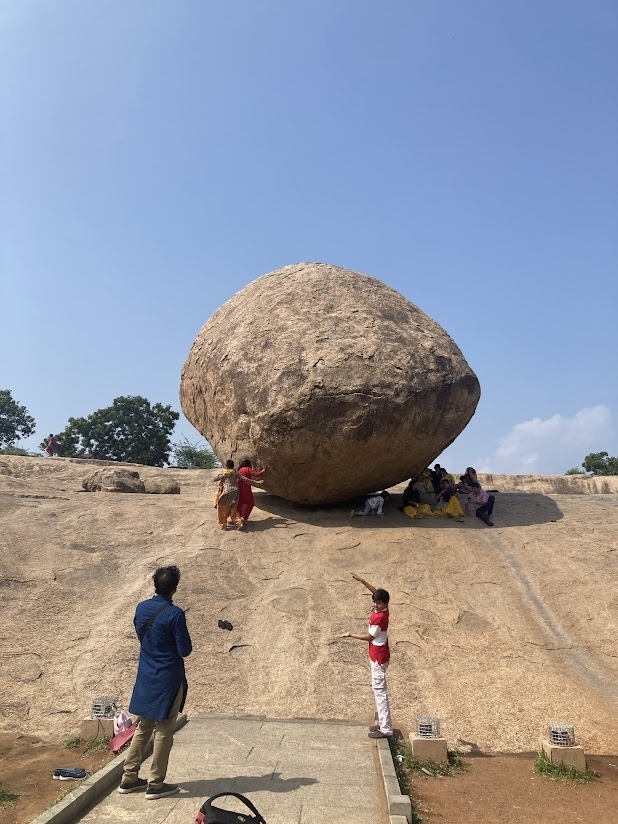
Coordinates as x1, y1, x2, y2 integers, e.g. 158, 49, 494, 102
63, 735, 81, 749
398, 741, 465, 777
84, 735, 111, 753
388, 738, 424, 824
533, 749, 597, 784
0, 788, 20, 808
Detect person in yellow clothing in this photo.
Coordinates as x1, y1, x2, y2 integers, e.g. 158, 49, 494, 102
213, 460, 245, 530
434, 478, 465, 521
403, 502, 434, 520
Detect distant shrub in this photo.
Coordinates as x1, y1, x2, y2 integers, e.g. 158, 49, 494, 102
172, 438, 219, 469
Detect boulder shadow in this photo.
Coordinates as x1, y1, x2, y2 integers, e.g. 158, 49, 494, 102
243, 516, 293, 532
253, 490, 564, 529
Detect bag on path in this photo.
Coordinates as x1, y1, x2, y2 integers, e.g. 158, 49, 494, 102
109, 722, 137, 753
195, 792, 266, 824
109, 710, 137, 753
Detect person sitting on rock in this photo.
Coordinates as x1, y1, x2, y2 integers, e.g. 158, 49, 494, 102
434, 478, 465, 521
468, 482, 495, 526
455, 475, 472, 493
429, 464, 443, 493
418, 469, 434, 492
455, 475, 474, 515
399, 478, 421, 511
463, 466, 479, 486
439, 466, 455, 485
351, 490, 390, 517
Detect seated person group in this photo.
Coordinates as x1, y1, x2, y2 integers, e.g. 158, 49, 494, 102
399, 464, 495, 526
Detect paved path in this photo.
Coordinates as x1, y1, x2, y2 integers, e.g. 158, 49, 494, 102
76, 714, 388, 824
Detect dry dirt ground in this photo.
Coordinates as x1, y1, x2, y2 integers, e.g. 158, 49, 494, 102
1, 456, 617, 823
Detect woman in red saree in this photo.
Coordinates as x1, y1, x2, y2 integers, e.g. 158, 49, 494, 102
237, 460, 266, 522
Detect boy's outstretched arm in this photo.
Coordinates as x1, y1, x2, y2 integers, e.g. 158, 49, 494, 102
338, 631, 373, 642
351, 572, 377, 594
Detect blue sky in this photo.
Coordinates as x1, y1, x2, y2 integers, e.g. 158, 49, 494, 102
1, 0, 616, 474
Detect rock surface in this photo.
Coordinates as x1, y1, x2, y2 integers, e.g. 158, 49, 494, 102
143, 477, 181, 494
82, 468, 145, 493
180, 262, 480, 503
1, 454, 618, 758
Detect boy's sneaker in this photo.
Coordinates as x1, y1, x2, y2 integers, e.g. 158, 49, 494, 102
368, 730, 391, 739
118, 777, 148, 793
145, 783, 179, 800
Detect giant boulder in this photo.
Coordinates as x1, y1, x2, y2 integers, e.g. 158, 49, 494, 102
180, 263, 480, 504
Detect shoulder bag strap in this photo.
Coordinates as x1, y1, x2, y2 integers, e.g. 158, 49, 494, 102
138, 603, 172, 643
203, 792, 266, 823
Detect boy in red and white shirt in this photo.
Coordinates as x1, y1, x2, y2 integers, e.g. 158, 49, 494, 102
338, 572, 393, 739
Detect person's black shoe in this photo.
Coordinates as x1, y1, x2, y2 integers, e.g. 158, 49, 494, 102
145, 783, 179, 800
487, 521, 494, 526
118, 777, 147, 793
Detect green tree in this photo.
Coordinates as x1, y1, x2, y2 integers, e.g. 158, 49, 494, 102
172, 437, 219, 469
0, 389, 36, 447
581, 451, 618, 476
564, 467, 586, 475
52, 396, 179, 466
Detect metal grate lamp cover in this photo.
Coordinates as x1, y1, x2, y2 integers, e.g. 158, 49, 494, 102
91, 696, 117, 719
548, 723, 576, 747
416, 716, 441, 739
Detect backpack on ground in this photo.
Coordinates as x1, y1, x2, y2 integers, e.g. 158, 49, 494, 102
195, 792, 266, 824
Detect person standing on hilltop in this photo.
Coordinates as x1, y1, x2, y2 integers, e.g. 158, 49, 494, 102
118, 565, 192, 800
45, 434, 58, 457
338, 573, 393, 739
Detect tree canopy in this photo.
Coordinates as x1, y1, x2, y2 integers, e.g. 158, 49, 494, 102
582, 451, 618, 476
49, 396, 179, 466
0, 389, 36, 447
172, 437, 219, 469
566, 451, 618, 476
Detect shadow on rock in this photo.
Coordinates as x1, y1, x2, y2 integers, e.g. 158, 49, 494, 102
178, 772, 318, 798
243, 516, 293, 532
253, 490, 564, 529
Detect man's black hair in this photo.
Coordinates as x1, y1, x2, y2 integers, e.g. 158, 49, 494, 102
225, 459, 235, 469
471, 481, 481, 488
239, 459, 251, 468
153, 565, 181, 597
372, 588, 390, 605
381, 490, 390, 498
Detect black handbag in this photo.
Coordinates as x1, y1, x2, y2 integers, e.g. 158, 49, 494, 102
195, 792, 266, 824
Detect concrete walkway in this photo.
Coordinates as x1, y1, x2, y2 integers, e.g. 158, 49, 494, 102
76, 714, 388, 824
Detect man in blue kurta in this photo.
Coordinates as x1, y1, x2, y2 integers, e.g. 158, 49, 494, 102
118, 565, 192, 800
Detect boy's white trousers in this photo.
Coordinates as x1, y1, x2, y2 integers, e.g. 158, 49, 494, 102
371, 659, 393, 736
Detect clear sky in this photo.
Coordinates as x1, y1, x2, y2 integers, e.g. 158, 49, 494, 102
1, 0, 616, 474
